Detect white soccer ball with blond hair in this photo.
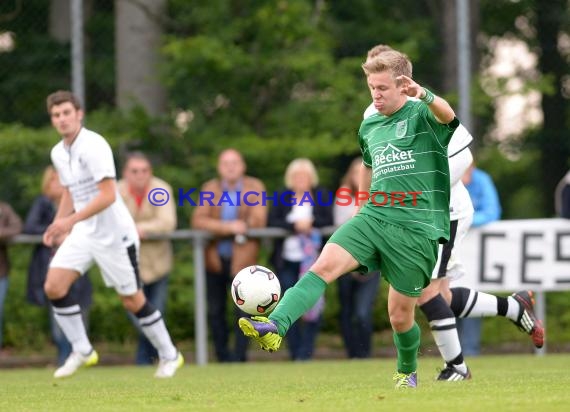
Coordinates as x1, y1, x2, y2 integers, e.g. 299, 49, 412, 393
231, 265, 281, 316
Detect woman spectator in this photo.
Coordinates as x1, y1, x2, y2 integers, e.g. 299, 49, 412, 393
269, 158, 333, 360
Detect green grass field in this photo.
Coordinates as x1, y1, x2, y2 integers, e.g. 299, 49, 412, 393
1, 354, 568, 412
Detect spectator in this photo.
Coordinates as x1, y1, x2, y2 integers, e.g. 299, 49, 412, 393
118, 152, 177, 365
191, 148, 267, 362
0, 200, 23, 354
269, 158, 334, 360
23, 165, 93, 366
334, 157, 380, 359
456, 164, 502, 356
555, 170, 570, 218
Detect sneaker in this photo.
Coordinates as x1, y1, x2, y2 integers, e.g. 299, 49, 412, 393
54, 350, 99, 378
238, 316, 282, 352
393, 371, 417, 389
511, 290, 545, 348
436, 364, 472, 381
155, 351, 184, 378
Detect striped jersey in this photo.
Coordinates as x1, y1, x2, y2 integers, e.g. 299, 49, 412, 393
358, 100, 458, 242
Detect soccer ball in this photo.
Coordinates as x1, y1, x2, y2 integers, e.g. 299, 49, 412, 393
231, 265, 281, 315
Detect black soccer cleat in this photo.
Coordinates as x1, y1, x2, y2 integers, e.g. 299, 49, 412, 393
436, 364, 472, 381
511, 290, 545, 349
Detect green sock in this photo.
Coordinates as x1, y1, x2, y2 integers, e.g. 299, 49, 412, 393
393, 322, 420, 373
269, 271, 327, 336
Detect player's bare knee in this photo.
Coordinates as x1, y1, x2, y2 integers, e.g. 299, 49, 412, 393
120, 291, 146, 313
308, 260, 335, 283
388, 299, 416, 331
44, 280, 66, 299
310, 244, 358, 283
389, 315, 409, 332
389, 310, 413, 332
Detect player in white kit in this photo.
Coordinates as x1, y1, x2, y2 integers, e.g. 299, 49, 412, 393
43, 90, 183, 378
363, 44, 544, 381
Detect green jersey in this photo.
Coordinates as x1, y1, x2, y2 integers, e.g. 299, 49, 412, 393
358, 100, 459, 243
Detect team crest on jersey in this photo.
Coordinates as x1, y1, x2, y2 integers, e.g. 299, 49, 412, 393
395, 120, 407, 138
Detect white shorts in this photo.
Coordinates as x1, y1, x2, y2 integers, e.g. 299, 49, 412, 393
50, 230, 141, 295
431, 213, 473, 280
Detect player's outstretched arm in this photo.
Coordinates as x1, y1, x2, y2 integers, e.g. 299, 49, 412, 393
397, 75, 455, 124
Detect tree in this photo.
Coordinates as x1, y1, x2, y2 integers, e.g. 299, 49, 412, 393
115, 0, 167, 116
479, 0, 570, 214
49, 0, 70, 42
535, 0, 569, 214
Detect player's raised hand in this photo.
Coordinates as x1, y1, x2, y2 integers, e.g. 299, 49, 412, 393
397, 75, 423, 99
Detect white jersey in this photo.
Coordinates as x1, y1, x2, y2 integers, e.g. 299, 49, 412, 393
363, 102, 474, 220
51, 127, 138, 243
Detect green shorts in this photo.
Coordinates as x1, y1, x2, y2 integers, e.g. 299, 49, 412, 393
328, 214, 438, 297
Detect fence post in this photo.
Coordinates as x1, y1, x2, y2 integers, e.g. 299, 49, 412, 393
70, 0, 85, 108
534, 291, 546, 356
192, 233, 208, 365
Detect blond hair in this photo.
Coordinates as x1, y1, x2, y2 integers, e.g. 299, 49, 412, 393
284, 158, 319, 189
362, 50, 412, 84
366, 44, 394, 60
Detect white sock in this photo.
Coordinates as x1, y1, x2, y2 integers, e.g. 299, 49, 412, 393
505, 296, 520, 321
454, 361, 468, 374
462, 291, 499, 317
138, 310, 177, 360
52, 304, 93, 355
461, 292, 521, 321
430, 317, 463, 364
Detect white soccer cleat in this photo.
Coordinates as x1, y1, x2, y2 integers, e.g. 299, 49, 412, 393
54, 350, 99, 378
154, 351, 184, 378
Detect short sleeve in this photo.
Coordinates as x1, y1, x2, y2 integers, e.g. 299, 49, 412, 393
50, 145, 71, 187
418, 103, 459, 147
359, 132, 372, 167
83, 136, 116, 182
448, 123, 474, 157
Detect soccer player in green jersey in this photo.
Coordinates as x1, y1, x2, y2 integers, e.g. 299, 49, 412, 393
239, 50, 458, 389
364, 45, 544, 382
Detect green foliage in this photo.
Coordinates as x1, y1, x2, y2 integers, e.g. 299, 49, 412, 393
0, 124, 58, 215
162, 1, 342, 140
475, 144, 545, 218
480, 0, 536, 40
0, 0, 115, 126
326, 0, 439, 84
0, 34, 69, 127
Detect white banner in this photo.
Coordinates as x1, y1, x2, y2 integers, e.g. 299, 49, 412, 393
451, 218, 570, 292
